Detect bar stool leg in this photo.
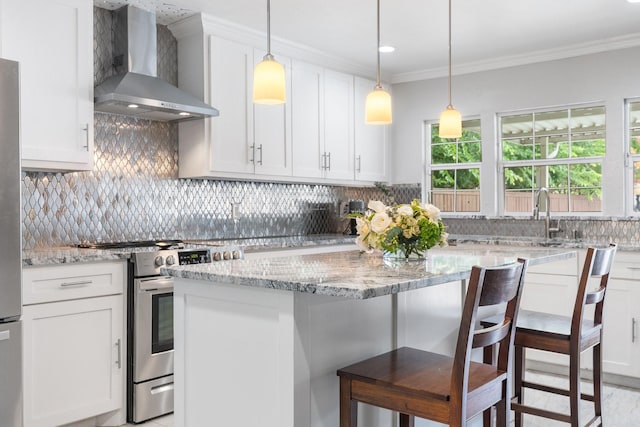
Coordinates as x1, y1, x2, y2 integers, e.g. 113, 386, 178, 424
593, 342, 604, 423
514, 345, 524, 427
482, 345, 495, 427
340, 377, 357, 427
569, 350, 582, 427
399, 413, 415, 427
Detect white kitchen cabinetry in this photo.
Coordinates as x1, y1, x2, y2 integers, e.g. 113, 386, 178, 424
291, 65, 355, 181
291, 60, 324, 179
581, 250, 640, 378
22, 261, 126, 427
354, 77, 387, 182
322, 70, 354, 180
173, 21, 292, 179
0, 0, 94, 171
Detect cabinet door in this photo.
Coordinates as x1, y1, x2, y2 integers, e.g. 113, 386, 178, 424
323, 70, 354, 181
0, 0, 93, 171
291, 60, 324, 179
209, 36, 254, 174
354, 77, 387, 182
252, 50, 292, 177
597, 278, 640, 377
23, 295, 123, 427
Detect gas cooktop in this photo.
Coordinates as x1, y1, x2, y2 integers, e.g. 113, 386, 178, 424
76, 239, 185, 250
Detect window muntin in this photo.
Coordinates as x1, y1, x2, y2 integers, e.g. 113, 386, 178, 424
501, 106, 604, 214
429, 119, 481, 213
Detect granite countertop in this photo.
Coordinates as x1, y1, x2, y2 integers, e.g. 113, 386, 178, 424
22, 234, 356, 266
162, 245, 577, 299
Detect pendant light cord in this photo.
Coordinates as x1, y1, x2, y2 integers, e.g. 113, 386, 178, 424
447, 0, 452, 108
376, 0, 382, 89
266, 0, 272, 57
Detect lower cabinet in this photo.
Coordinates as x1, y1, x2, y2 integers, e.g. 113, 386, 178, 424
22, 262, 125, 427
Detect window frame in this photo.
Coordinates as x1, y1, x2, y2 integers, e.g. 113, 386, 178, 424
626, 98, 640, 216
498, 103, 606, 217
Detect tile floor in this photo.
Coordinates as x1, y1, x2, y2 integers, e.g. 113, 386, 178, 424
125, 370, 640, 426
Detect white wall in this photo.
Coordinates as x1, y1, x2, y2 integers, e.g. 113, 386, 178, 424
390, 46, 640, 216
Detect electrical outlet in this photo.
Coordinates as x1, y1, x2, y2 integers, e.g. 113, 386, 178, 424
340, 202, 349, 217
231, 202, 241, 221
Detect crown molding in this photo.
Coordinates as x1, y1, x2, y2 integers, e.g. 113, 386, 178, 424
391, 32, 640, 84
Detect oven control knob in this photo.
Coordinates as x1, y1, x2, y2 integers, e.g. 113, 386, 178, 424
232, 250, 240, 259
223, 251, 231, 260
166, 255, 176, 266
212, 252, 222, 261
154, 256, 164, 267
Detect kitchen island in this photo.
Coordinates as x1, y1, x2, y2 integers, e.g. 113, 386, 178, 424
164, 245, 576, 427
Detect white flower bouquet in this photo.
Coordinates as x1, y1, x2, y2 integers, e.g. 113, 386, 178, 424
352, 199, 448, 259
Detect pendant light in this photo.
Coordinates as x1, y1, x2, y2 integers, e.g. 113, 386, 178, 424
253, 0, 286, 105
365, 0, 392, 125
438, 0, 461, 138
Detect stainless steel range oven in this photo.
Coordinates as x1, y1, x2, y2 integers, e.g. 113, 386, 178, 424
128, 246, 214, 423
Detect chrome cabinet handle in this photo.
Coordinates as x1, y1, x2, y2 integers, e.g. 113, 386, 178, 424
326, 152, 331, 171
249, 144, 255, 164
115, 338, 122, 369
321, 152, 327, 170
257, 144, 263, 165
356, 155, 362, 173
633, 318, 637, 344
82, 123, 89, 150
60, 280, 92, 288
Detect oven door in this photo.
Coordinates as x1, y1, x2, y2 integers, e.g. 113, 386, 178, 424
133, 276, 174, 383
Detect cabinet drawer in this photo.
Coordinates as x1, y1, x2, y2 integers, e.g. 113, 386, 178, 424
608, 252, 640, 280
23, 261, 125, 305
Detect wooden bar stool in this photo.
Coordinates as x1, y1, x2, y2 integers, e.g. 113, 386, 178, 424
337, 258, 528, 427
482, 244, 617, 427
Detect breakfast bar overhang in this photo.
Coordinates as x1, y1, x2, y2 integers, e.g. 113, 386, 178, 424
164, 245, 576, 427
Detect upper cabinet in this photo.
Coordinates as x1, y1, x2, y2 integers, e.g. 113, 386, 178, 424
171, 14, 388, 185
0, 0, 94, 171
354, 77, 388, 182
174, 19, 292, 180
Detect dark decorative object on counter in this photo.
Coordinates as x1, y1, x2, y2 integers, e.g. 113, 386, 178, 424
348, 200, 365, 235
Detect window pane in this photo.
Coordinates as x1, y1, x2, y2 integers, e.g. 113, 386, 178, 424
504, 166, 533, 191
571, 188, 602, 212
503, 138, 534, 161
432, 143, 456, 164
458, 142, 482, 162
456, 190, 480, 212
633, 160, 640, 212
501, 113, 533, 139
456, 168, 480, 190
432, 169, 454, 189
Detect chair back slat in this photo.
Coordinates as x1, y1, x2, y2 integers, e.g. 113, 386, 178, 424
590, 247, 616, 277
477, 266, 522, 307
472, 320, 510, 349
585, 287, 606, 305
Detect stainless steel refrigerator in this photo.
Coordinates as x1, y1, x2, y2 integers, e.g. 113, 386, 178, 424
0, 57, 23, 427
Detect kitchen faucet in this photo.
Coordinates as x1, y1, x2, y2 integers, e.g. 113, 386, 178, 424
533, 187, 559, 239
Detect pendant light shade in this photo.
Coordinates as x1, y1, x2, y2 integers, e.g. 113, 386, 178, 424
438, 0, 461, 138
253, 0, 286, 105
439, 105, 462, 138
365, 0, 392, 125
366, 86, 392, 124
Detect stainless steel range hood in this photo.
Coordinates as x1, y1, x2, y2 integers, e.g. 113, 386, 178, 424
95, 5, 219, 121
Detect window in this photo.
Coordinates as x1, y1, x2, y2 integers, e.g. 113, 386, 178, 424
628, 100, 640, 212
500, 105, 605, 214
428, 119, 481, 212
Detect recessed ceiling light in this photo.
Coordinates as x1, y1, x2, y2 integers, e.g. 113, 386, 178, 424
178, 112, 191, 116
127, 104, 139, 109
378, 45, 395, 53
628, 0, 640, 3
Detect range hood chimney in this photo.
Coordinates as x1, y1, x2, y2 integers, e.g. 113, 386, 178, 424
94, 5, 219, 121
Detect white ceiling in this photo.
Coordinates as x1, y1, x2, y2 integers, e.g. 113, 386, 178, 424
94, 0, 640, 83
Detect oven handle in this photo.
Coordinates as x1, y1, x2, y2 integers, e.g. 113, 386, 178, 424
137, 276, 174, 291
